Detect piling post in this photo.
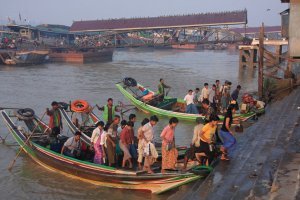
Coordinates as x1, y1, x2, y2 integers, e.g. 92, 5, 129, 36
249, 49, 254, 68
258, 23, 264, 99
275, 45, 282, 64
239, 49, 243, 67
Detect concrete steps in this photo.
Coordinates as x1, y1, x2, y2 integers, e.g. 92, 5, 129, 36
170, 87, 300, 200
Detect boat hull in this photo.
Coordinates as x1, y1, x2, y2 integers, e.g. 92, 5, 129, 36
3, 50, 49, 65
0, 109, 200, 194
31, 144, 200, 194
49, 49, 113, 63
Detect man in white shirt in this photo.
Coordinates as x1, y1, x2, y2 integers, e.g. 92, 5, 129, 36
142, 115, 158, 142
141, 115, 159, 173
200, 83, 209, 102
61, 131, 82, 158
184, 90, 199, 114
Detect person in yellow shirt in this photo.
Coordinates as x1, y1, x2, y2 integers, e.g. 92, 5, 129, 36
195, 115, 219, 166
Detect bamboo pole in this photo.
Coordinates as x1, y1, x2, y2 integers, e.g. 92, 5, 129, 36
258, 23, 264, 99
8, 111, 47, 171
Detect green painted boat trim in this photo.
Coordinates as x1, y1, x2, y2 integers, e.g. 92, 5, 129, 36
3, 118, 36, 157
191, 165, 213, 172
154, 175, 201, 194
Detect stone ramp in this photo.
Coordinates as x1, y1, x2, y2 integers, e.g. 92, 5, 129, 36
269, 116, 300, 200
169, 88, 300, 200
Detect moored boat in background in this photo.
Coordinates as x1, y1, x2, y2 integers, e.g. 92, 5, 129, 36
0, 50, 49, 65
49, 48, 113, 63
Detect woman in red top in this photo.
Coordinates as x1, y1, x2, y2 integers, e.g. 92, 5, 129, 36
119, 121, 134, 168
160, 117, 179, 174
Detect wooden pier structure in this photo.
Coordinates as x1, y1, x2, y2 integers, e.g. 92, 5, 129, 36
239, 39, 288, 69
239, 45, 258, 68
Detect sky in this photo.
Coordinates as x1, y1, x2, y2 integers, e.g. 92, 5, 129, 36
0, 0, 288, 27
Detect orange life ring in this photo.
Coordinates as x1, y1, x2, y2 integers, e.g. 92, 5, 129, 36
142, 92, 154, 101
71, 99, 90, 113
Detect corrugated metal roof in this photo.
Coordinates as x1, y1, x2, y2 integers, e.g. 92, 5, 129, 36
280, 8, 290, 15
7, 24, 71, 35
70, 10, 247, 32
232, 26, 281, 34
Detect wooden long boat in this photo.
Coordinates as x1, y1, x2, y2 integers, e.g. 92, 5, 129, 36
0, 108, 202, 194
116, 79, 265, 123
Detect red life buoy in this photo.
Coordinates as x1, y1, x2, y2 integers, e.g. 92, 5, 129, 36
71, 100, 90, 113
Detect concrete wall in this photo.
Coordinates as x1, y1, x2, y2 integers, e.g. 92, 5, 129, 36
289, 0, 300, 57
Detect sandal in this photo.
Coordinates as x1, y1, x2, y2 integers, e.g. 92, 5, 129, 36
220, 157, 230, 161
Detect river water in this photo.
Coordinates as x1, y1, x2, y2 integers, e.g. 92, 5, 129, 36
0, 48, 258, 200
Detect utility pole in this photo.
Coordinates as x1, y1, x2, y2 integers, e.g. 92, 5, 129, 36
258, 23, 264, 99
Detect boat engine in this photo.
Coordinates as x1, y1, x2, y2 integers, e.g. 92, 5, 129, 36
123, 77, 137, 87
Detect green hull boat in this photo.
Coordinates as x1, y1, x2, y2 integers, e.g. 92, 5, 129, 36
116, 80, 264, 123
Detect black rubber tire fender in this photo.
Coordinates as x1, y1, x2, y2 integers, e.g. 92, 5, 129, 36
16, 108, 35, 120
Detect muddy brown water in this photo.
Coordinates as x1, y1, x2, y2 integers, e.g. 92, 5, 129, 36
0, 48, 258, 199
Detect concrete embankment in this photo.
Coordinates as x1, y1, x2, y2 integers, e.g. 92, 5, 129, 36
170, 87, 300, 200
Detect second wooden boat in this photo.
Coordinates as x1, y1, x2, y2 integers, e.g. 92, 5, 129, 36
116, 78, 265, 123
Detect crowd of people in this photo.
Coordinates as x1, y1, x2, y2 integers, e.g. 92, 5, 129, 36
182, 80, 242, 115
74, 35, 111, 48
181, 100, 239, 169
45, 99, 175, 173
0, 36, 18, 49
43, 75, 268, 174
45, 93, 240, 173
157, 78, 242, 117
